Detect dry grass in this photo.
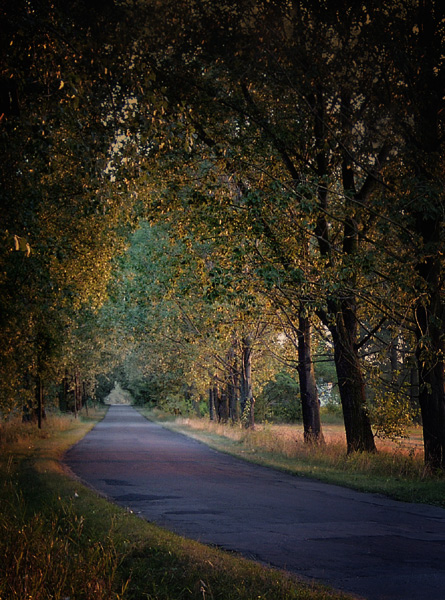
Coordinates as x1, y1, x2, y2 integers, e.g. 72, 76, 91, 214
0, 408, 105, 449
149, 413, 445, 505
175, 416, 424, 461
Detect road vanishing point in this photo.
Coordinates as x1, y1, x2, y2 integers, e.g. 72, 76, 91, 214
64, 405, 445, 600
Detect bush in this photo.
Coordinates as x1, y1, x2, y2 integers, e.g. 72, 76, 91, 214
369, 390, 420, 441
156, 393, 194, 416
320, 398, 343, 423
256, 371, 301, 423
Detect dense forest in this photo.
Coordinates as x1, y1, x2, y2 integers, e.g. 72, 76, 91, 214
1, 0, 444, 467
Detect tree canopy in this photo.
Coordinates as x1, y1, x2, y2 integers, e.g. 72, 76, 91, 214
1, 0, 444, 467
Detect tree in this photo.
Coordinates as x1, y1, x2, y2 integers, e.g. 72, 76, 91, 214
0, 0, 147, 416
101, 218, 289, 428
129, 0, 382, 450
2, 0, 442, 468
376, 0, 445, 467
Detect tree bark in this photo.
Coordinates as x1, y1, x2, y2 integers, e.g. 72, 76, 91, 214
404, 3, 445, 469
228, 379, 238, 423
312, 89, 377, 454
329, 302, 376, 453
240, 335, 255, 428
213, 380, 229, 423
208, 385, 215, 421
219, 389, 229, 423
83, 381, 89, 416
74, 370, 79, 418
414, 236, 445, 469
226, 345, 239, 423
297, 312, 324, 444
60, 370, 69, 412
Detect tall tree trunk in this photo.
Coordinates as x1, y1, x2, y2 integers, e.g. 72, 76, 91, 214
74, 370, 79, 419
240, 335, 255, 428
416, 300, 445, 469
409, 365, 419, 417
83, 381, 89, 416
329, 302, 376, 453
409, 5, 445, 469
228, 371, 239, 423
218, 389, 229, 423
208, 384, 215, 421
297, 312, 324, 444
212, 380, 223, 422
60, 370, 69, 412
414, 225, 445, 469
400, 0, 445, 469
227, 345, 239, 423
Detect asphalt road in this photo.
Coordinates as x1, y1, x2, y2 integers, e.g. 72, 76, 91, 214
64, 405, 445, 600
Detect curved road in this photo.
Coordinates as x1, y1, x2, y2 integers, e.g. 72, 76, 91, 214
64, 405, 445, 600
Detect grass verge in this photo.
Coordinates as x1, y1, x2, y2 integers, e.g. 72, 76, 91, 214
141, 410, 445, 508
0, 409, 354, 600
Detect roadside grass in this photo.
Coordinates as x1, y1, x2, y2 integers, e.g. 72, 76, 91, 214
142, 409, 445, 508
0, 409, 354, 600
